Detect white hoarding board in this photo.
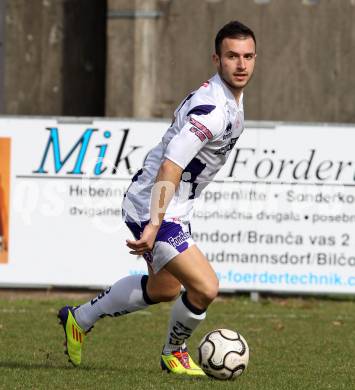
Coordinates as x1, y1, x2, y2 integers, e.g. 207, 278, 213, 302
0, 118, 164, 287
0, 118, 354, 293
193, 124, 355, 293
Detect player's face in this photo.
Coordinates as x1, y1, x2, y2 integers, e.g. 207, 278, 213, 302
213, 37, 256, 98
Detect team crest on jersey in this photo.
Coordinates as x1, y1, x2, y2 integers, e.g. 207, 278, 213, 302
223, 122, 233, 140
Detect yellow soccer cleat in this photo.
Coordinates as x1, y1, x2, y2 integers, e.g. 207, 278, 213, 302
161, 347, 206, 376
58, 305, 86, 366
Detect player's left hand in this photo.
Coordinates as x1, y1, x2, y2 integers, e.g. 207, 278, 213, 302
126, 222, 159, 256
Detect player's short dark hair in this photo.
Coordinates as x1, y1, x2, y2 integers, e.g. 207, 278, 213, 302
215, 21, 256, 56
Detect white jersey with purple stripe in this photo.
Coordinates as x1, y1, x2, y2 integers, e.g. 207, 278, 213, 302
122, 73, 245, 223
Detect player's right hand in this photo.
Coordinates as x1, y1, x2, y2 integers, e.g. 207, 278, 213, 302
126, 222, 160, 256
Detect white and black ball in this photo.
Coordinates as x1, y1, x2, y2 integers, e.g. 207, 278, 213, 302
198, 329, 249, 380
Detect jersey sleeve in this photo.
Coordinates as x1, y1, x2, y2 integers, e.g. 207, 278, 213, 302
164, 109, 224, 169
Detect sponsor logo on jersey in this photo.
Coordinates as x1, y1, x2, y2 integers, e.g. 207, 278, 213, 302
189, 118, 213, 140
168, 231, 190, 248
214, 137, 239, 155
223, 131, 233, 140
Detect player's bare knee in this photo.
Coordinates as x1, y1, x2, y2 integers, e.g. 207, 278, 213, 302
189, 278, 219, 307
189, 290, 213, 308
156, 289, 180, 302
148, 285, 180, 303
203, 278, 219, 303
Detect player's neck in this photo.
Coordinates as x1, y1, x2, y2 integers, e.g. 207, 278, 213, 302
227, 85, 243, 106
219, 76, 243, 105
232, 89, 243, 105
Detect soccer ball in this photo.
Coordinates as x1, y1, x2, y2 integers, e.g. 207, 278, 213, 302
198, 329, 249, 380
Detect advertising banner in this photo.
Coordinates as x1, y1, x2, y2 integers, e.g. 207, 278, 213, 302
0, 117, 354, 293
193, 124, 355, 293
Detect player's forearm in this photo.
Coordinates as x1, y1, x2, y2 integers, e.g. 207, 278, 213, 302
150, 159, 183, 227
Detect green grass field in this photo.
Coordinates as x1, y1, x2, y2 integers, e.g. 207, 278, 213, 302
0, 292, 355, 390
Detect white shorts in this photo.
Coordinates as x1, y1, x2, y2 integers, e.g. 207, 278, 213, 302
125, 218, 195, 273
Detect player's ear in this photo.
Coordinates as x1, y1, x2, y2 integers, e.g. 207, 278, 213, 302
212, 53, 220, 66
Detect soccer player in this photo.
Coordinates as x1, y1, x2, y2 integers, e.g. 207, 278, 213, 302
58, 20, 257, 375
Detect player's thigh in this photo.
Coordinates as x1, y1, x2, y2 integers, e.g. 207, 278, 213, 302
146, 265, 181, 302
164, 244, 219, 301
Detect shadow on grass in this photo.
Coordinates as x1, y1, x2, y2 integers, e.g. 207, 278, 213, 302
0, 361, 117, 371
0, 361, 209, 382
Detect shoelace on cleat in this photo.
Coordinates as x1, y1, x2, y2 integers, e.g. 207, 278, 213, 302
172, 350, 191, 369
